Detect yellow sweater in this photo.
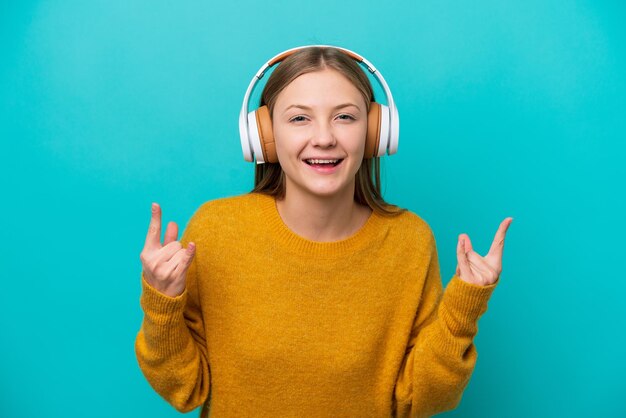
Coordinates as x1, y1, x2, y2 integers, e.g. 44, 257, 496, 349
135, 192, 497, 418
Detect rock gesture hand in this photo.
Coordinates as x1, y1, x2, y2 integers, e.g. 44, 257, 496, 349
139, 203, 196, 297
455, 218, 513, 286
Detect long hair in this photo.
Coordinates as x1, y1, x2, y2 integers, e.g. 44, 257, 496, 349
251, 46, 404, 216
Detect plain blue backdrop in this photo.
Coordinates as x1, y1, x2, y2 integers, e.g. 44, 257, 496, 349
1, 0, 625, 417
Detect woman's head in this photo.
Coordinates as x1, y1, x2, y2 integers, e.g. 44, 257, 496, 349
262, 47, 373, 123
252, 46, 402, 215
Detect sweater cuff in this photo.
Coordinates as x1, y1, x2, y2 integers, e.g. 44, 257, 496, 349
440, 274, 497, 336
140, 272, 188, 326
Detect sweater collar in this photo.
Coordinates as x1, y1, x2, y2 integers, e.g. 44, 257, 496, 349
254, 192, 388, 259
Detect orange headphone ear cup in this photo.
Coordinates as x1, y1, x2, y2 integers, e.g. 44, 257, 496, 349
255, 105, 278, 163
365, 102, 382, 159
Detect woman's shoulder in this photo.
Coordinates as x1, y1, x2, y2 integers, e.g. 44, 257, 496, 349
196, 192, 267, 211
188, 192, 271, 226
375, 207, 437, 252
380, 208, 434, 236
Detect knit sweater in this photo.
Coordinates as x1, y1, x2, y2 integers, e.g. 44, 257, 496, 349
135, 192, 497, 418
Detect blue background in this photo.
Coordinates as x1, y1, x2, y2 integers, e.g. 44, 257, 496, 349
1, 0, 625, 417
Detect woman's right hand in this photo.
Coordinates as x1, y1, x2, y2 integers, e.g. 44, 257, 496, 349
140, 202, 196, 298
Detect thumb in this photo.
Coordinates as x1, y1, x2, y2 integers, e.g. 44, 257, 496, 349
178, 242, 196, 275
455, 234, 471, 277
460, 233, 473, 253
186, 242, 196, 261
175, 242, 196, 281
456, 235, 473, 282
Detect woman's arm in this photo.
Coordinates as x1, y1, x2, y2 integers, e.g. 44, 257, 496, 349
135, 206, 211, 412
393, 233, 497, 418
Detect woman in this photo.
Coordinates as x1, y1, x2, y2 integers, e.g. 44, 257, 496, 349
135, 46, 513, 418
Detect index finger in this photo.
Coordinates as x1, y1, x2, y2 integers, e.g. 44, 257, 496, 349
486, 217, 513, 260
144, 202, 162, 251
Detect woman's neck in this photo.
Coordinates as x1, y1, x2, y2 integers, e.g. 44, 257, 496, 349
275, 185, 372, 242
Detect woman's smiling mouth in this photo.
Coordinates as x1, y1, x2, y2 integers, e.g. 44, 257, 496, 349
303, 158, 344, 173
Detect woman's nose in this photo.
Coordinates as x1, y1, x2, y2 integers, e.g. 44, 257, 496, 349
310, 122, 337, 148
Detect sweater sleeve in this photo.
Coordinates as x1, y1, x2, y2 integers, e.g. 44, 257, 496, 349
393, 231, 497, 418
134, 215, 211, 413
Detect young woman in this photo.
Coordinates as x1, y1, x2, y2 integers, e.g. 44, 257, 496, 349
135, 45, 513, 418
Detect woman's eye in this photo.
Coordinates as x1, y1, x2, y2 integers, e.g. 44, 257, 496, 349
289, 114, 355, 123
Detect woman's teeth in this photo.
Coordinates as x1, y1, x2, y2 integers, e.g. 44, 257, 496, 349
305, 159, 340, 165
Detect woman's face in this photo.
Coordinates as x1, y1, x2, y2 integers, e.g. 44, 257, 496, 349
272, 68, 368, 201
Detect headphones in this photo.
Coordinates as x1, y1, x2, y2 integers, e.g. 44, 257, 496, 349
238, 44, 400, 164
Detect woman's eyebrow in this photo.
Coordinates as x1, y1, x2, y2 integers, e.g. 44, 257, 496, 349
282, 103, 360, 114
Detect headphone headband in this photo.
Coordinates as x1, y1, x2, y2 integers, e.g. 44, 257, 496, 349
239, 44, 400, 163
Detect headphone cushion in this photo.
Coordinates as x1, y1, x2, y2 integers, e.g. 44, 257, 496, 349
377, 104, 391, 157
365, 102, 381, 158
255, 105, 278, 163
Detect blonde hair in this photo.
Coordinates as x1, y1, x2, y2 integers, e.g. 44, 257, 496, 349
251, 46, 404, 216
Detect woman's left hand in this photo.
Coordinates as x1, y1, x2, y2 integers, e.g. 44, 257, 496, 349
455, 217, 513, 286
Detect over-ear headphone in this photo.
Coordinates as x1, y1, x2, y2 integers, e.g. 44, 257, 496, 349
238, 44, 400, 164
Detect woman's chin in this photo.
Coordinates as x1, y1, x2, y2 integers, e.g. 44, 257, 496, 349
291, 182, 355, 201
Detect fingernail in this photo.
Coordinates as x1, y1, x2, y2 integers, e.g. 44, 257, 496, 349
152, 203, 157, 212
